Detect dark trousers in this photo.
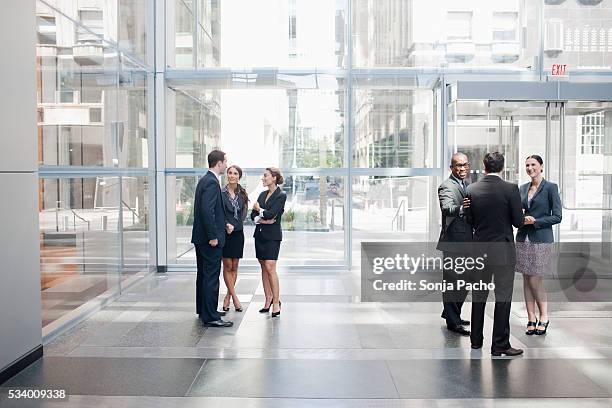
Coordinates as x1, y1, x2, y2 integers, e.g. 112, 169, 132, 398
441, 252, 468, 328
195, 243, 222, 322
470, 263, 515, 351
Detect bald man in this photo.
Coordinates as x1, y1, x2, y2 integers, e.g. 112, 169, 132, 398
436, 152, 473, 336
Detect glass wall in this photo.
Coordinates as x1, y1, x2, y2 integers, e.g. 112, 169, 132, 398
559, 101, 612, 242
166, 74, 345, 168
36, 0, 154, 330
39, 176, 120, 326
353, 0, 539, 69
36, 0, 612, 280
167, 173, 346, 265
167, 0, 347, 68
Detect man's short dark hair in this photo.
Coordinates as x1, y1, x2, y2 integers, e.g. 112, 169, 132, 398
207, 149, 226, 168
483, 152, 504, 173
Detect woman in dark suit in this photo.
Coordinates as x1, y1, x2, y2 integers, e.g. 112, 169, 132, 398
221, 165, 248, 312
516, 155, 562, 336
251, 167, 287, 317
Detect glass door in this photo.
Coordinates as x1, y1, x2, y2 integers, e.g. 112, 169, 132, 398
558, 102, 612, 244
447, 100, 559, 185
447, 97, 612, 246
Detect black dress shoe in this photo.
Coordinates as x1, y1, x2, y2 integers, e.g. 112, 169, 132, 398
491, 347, 524, 357
471, 343, 483, 349
218, 310, 227, 317
203, 319, 233, 327
447, 325, 470, 336
441, 311, 470, 326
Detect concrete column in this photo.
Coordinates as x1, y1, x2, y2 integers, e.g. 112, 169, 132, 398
0, 0, 43, 382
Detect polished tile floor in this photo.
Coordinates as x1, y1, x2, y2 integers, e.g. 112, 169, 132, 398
2, 271, 612, 407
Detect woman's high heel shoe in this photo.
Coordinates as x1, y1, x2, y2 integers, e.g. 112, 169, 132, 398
525, 321, 537, 335
271, 301, 281, 317
535, 321, 549, 335
259, 299, 272, 313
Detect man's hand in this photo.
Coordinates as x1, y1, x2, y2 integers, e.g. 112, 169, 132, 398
226, 223, 234, 234
253, 201, 261, 212
209, 238, 218, 247
462, 197, 471, 209
259, 218, 276, 225
524, 216, 536, 225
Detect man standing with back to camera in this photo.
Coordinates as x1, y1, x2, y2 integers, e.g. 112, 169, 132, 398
437, 152, 473, 336
191, 149, 233, 328
466, 152, 524, 356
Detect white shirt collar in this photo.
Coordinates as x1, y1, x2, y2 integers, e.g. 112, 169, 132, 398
208, 169, 221, 182
486, 172, 502, 178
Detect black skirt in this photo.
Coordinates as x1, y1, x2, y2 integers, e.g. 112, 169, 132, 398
222, 229, 244, 259
255, 235, 281, 261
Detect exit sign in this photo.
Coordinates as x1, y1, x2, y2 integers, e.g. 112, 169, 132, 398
551, 64, 568, 76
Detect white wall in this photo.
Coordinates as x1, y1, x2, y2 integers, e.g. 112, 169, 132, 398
0, 0, 42, 375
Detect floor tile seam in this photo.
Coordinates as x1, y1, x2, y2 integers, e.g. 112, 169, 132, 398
184, 358, 209, 397
383, 360, 402, 399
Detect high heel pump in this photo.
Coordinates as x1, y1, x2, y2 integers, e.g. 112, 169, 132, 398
271, 301, 281, 317
259, 299, 272, 313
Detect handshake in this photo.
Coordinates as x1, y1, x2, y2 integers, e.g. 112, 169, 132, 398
461, 197, 535, 225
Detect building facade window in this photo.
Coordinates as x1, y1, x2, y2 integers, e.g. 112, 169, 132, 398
581, 112, 604, 155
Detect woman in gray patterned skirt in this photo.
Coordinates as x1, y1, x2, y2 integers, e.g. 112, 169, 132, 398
516, 155, 562, 336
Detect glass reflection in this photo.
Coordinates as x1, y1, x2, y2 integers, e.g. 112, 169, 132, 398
352, 176, 433, 257
168, 174, 345, 265
39, 177, 120, 327
544, 0, 612, 72
168, 0, 347, 68
353, 88, 435, 168
353, 0, 538, 69
36, 1, 150, 168
167, 76, 345, 168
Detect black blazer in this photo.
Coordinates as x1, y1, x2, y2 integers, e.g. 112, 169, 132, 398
250, 188, 287, 241
436, 176, 473, 253
222, 187, 247, 232
466, 175, 524, 265
191, 171, 226, 247
516, 179, 562, 243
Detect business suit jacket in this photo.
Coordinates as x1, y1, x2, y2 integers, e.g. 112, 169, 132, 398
222, 187, 247, 232
516, 179, 562, 243
191, 171, 226, 248
466, 175, 524, 265
250, 188, 287, 241
437, 176, 473, 253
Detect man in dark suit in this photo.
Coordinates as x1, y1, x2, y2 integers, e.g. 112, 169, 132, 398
437, 152, 473, 336
466, 152, 524, 356
191, 150, 233, 327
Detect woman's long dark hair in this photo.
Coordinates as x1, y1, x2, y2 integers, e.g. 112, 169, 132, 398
228, 165, 249, 216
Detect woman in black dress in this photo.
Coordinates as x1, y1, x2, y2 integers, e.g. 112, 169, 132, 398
221, 165, 248, 312
251, 167, 287, 317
